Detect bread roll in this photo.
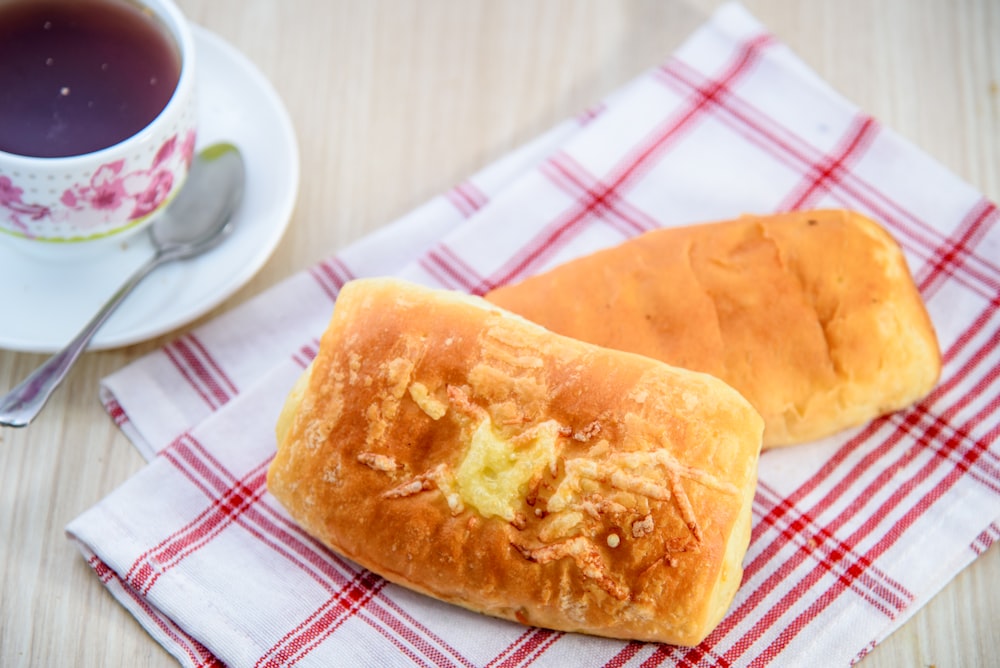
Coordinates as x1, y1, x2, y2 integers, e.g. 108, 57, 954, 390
268, 277, 764, 646
486, 210, 941, 448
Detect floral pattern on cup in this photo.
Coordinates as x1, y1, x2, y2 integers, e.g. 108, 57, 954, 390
0, 129, 196, 241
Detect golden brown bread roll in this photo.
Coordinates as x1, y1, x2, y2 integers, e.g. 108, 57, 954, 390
268, 277, 764, 646
486, 210, 941, 448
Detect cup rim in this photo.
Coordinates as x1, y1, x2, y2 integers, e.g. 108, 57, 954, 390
0, 0, 196, 167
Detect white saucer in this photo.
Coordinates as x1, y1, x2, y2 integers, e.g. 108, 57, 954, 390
0, 25, 299, 353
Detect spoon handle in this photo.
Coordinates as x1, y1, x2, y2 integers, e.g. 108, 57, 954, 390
0, 253, 166, 428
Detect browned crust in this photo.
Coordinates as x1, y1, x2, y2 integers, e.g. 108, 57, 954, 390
268, 278, 764, 646
486, 210, 941, 447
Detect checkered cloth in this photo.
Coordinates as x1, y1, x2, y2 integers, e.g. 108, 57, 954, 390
67, 3, 1000, 666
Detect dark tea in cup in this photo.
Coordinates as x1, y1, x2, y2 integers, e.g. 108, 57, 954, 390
0, 0, 196, 250
0, 0, 181, 158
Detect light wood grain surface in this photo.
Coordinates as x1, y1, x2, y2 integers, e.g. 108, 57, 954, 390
2, 1, 998, 666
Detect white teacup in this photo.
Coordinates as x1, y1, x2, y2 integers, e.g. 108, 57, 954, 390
0, 0, 197, 257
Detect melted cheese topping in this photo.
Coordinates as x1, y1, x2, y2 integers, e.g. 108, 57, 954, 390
456, 417, 559, 521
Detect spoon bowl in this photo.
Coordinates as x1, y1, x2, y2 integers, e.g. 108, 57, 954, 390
153, 142, 244, 257
0, 142, 245, 428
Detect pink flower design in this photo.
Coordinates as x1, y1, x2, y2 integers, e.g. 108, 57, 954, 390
129, 169, 174, 220
0, 175, 24, 206
152, 135, 177, 168
180, 130, 197, 169
1, 174, 51, 225
59, 159, 130, 226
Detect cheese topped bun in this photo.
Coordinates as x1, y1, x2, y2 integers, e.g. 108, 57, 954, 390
269, 278, 764, 646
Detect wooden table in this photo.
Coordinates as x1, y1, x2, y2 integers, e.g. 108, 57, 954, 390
2, 1, 997, 665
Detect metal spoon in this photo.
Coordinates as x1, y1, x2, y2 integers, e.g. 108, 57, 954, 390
0, 142, 245, 428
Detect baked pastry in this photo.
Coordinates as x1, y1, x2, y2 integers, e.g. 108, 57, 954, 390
269, 277, 764, 646
486, 210, 941, 447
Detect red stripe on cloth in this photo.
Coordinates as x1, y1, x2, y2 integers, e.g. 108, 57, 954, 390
307, 266, 338, 302
484, 628, 538, 667
162, 335, 237, 411
309, 256, 355, 302
446, 180, 489, 218
162, 344, 220, 411
254, 570, 388, 668
187, 333, 238, 396
488, 628, 562, 668
942, 296, 1000, 371
775, 114, 880, 212
913, 401, 1000, 496
360, 593, 479, 668
87, 553, 116, 584
640, 643, 721, 668
480, 33, 774, 292
601, 641, 646, 668
420, 242, 488, 293
916, 199, 999, 297
541, 151, 661, 236
417, 255, 464, 290
576, 102, 608, 126
256, 571, 374, 665
292, 338, 320, 369
229, 498, 359, 595
971, 521, 1000, 556
170, 337, 231, 407
124, 437, 271, 594
852, 639, 879, 666
751, 482, 914, 616
104, 397, 129, 427
87, 554, 223, 668
134, 469, 267, 596
752, 394, 1000, 663
176, 332, 239, 405
124, 579, 225, 668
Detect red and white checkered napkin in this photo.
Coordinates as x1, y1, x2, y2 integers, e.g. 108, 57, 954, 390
67, 3, 1000, 666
